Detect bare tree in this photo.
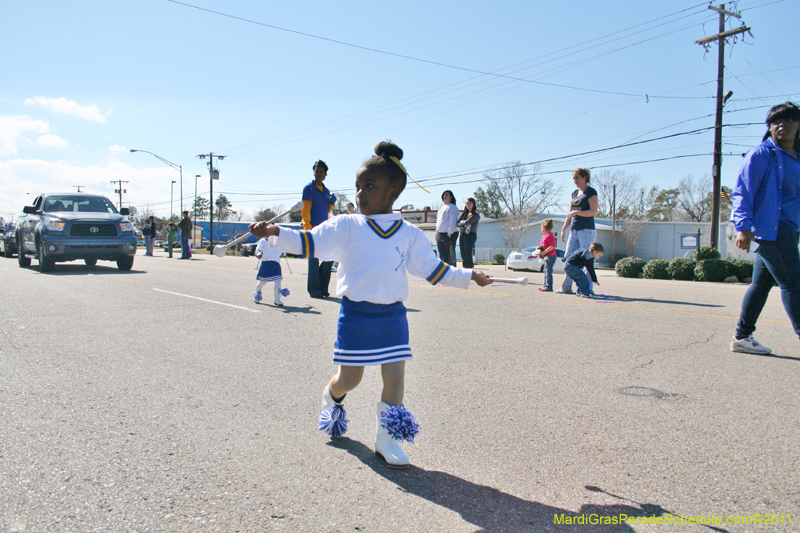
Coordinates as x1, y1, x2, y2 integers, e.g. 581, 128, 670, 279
677, 173, 712, 222
476, 162, 562, 249
618, 219, 648, 257
591, 169, 642, 219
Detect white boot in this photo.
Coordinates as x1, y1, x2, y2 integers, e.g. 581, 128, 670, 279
273, 282, 283, 306
318, 385, 348, 438
374, 402, 419, 469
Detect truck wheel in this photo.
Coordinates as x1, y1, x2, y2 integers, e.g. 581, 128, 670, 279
117, 257, 134, 271
17, 236, 30, 267
38, 241, 55, 272
84, 258, 97, 266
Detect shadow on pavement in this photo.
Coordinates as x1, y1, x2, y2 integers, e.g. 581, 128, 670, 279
592, 295, 724, 308
327, 438, 676, 532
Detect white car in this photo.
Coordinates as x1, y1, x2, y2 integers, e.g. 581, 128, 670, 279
506, 247, 565, 273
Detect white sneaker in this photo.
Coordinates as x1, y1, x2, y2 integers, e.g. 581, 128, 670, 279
730, 336, 771, 355
556, 288, 573, 295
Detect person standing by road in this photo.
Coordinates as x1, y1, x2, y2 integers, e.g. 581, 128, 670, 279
143, 216, 156, 256
457, 197, 480, 268
436, 190, 458, 265
537, 219, 558, 292
178, 211, 192, 259
730, 102, 800, 355
302, 160, 336, 298
558, 168, 598, 294
166, 222, 176, 258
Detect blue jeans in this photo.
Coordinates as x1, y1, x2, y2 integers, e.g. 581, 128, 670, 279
736, 221, 800, 340
144, 235, 152, 256
543, 254, 557, 290
459, 232, 477, 268
166, 242, 173, 258
308, 257, 334, 297
180, 234, 191, 258
560, 228, 596, 292
564, 264, 592, 295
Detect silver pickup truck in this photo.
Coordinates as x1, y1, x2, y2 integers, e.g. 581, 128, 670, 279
17, 193, 138, 272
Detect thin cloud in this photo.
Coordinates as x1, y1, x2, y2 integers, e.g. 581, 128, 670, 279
24, 96, 106, 123
109, 144, 128, 154
0, 115, 50, 155
36, 134, 71, 149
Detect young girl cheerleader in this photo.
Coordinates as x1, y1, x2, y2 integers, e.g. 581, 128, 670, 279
249, 141, 493, 468
253, 237, 289, 306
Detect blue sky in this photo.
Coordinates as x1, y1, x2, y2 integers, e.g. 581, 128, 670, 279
1, 0, 798, 222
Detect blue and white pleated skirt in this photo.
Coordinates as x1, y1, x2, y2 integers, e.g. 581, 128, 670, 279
256, 260, 282, 282
334, 296, 411, 366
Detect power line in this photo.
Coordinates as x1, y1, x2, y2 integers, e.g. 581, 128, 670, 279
167, 0, 709, 100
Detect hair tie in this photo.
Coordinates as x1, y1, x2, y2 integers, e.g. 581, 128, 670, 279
376, 153, 430, 194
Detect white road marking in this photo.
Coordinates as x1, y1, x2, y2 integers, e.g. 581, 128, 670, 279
153, 288, 260, 312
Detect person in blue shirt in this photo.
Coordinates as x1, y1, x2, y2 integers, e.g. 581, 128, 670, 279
302, 160, 336, 298
730, 102, 800, 355
563, 243, 604, 298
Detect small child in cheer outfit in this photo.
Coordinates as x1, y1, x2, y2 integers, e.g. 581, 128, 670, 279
536, 219, 557, 292
250, 141, 493, 468
563, 242, 604, 298
253, 237, 288, 306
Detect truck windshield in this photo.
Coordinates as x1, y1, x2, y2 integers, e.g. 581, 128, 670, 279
43, 196, 118, 214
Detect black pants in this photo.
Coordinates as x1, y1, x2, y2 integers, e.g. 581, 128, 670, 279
459, 232, 476, 268
436, 232, 457, 266
307, 257, 334, 297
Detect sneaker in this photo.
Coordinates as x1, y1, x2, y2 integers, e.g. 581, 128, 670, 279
580, 292, 596, 299
555, 288, 573, 295
253, 290, 262, 303
538, 287, 552, 292
730, 336, 771, 355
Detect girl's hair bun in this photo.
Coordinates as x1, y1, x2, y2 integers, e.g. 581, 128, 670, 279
374, 141, 403, 161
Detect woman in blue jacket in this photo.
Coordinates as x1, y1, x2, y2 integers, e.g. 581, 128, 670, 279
730, 102, 800, 355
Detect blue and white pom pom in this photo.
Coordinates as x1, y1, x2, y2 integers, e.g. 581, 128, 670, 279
319, 404, 348, 438
380, 404, 420, 443
279, 288, 290, 297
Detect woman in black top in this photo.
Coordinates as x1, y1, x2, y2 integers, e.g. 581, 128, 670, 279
457, 197, 480, 268
558, 168, 598, 294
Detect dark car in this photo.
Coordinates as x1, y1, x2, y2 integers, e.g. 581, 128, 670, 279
0, 221, 18, 257
17, 193, 137, 272
242, 243, 258, 257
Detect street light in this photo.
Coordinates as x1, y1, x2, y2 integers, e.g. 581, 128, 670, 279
194, 175, 200, 247
170, 180, 176, 219
129, 149, 184, 215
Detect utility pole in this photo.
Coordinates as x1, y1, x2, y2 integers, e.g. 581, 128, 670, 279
695, 4, 750, 249
73, 185, 85, 192
197, 153, 225, 247
110, 180, 129, 210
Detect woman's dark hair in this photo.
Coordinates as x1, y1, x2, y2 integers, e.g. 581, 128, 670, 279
762, 101, 800, 147
361, 141, 407, 191
312, 160, 328, 171
461, 198, 478, 220
441, 190, 456, 205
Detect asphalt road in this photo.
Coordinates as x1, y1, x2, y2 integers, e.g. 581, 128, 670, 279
1, 251, 798, 533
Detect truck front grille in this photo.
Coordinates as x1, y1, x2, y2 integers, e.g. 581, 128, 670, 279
70, 223, 118, 237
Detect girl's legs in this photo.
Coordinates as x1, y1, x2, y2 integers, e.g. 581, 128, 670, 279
375, 361, 417, 468
380, 361, 405, 405
273, 280, 284, 306
329, 365, 364, 400
253, 280, 267, 302
543, 255, 556, 290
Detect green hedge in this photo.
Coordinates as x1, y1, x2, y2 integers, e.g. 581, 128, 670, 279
643, 258, 670, 280
667, 258, 696, 281
725, 258, 754, 280
695, 258, 729, 282
694, 245, 721, 261
616, 257, 647, 278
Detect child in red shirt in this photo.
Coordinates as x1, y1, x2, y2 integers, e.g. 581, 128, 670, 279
536, 219, 557, 292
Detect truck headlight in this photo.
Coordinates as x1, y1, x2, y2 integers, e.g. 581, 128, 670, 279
119, 222, 134, 232
45, 219, 65, 231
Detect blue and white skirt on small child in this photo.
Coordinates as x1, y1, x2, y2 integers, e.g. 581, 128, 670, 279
334, 296, 411, 366
256, 260, 282, 282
